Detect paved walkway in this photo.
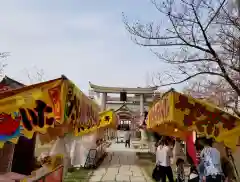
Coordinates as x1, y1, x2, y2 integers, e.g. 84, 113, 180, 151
89, 142, 152, 182
106, 142, 149, 153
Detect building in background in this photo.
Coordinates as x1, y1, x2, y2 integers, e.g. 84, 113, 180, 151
88, 82, 162, 140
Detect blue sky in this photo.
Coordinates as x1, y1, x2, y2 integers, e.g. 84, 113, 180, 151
0, 0, 184, 93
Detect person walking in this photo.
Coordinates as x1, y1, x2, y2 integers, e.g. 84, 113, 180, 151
153, 137, 174, 182
200, 137, 224, 182
124, 129, 131, 148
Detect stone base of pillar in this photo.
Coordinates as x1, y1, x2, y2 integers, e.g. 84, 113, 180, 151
139, 129, 149, 149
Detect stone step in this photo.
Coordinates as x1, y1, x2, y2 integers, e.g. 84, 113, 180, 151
63, 170, 92, 182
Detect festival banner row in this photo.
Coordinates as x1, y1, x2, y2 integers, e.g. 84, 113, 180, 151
0, 76, 100, 147
147, 89, 240, 149
38, 109, 117, 145
70, 109, 117, 136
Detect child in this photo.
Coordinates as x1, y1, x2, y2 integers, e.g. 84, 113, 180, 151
188, 166, 199, 182
176, 158, 185, 182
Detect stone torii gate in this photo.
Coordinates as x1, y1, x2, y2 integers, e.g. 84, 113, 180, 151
89, 82, 158, 116
89, 82, 158, 139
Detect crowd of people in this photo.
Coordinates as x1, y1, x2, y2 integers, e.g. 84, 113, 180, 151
152, 136, 237, 182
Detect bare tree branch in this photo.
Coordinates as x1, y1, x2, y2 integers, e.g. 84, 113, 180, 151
157, 71, 223, 87
124, 0, 240, 96
26, 67, 46, 84
185, 78, 240, 116
0, 52, 9, 78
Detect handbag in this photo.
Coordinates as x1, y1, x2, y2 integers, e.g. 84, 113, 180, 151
152, 164, 162, 181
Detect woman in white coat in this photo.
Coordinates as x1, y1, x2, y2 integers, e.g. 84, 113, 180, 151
154, 138, 174, 182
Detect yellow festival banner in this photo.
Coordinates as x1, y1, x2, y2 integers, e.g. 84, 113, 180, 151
0, 78, 65, 147
73, 109, 117, 136
147, 90, 174, 129
98, 109, 117, 129
63, 80, 100, 136
37, 79, 101, 144
147, 89, 240, 149
0, 76, 101, 147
